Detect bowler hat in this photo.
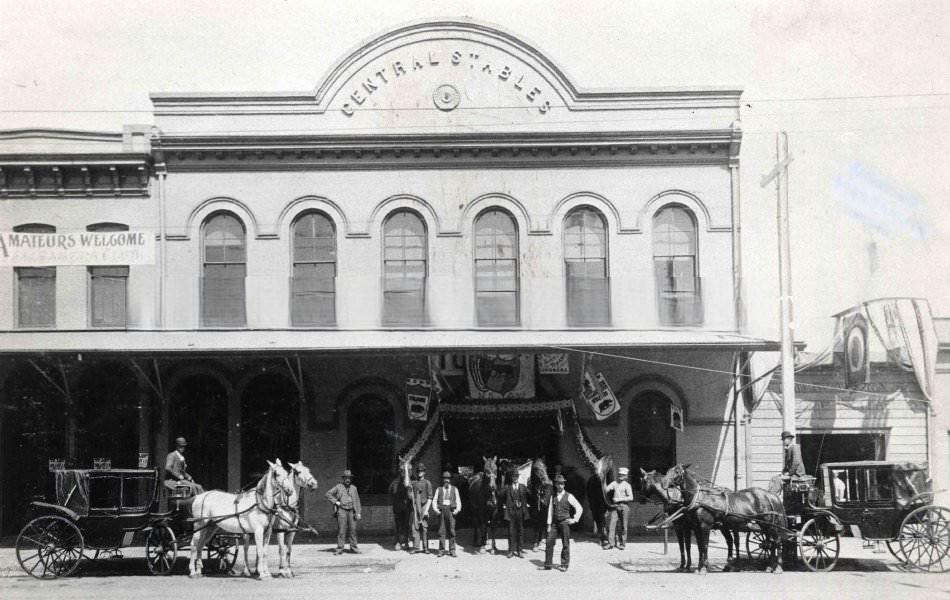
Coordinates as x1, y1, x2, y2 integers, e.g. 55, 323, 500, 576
441, 471, 452, 480
174, 437, 187, 447
781, 430, 794, 439
341, 469, 353, 478
554, 474, 566, 484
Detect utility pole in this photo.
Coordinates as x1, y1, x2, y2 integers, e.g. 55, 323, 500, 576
760, 131, 796, 436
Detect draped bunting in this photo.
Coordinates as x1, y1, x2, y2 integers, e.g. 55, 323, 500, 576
398, 405, 442, 464
440, 398, 572, 417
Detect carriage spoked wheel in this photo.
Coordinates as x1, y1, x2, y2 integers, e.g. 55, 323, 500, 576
896, 505, 950, 573
205, 535, 239, 574
745, 531, 772, 563
16, 516, 85, 579
145, 525, 178, 575
886, 540, 907, 564
797, 518, 840, 572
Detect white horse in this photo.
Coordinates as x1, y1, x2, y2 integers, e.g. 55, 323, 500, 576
272, 461, 318, 578
189, 460, 290, 579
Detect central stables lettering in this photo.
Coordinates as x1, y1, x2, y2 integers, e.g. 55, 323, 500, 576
340, 49, 552, 116
4, 231, 146, 251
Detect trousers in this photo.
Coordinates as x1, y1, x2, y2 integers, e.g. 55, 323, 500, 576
412, 513, 429, 550
336, 508, 357, 549
544, 521, 571, 568
437, 506, 456, 551
508, 511, 525, 554
607, 503, 630, 547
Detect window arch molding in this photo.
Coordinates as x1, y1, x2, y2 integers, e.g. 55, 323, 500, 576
369, 194, 441, 237
616, 375, 688, 419
551, 192, 622, 235
637, 190, 719, 232
278, 195, 349, 239
185, 197, 260, 240
460, 193, 532, 236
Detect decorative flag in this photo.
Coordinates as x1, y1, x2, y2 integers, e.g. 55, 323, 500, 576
467, 354, 535, 399
538, 353, 570, 374
581, 369, 621, 421
670, 405, 684, 431
842, 313, 870, 389
428, 355, 452, 401
406, 377, 431, 421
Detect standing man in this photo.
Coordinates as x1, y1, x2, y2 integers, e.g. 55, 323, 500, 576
326, 469, 362, 555
605, 467, 634, 549
410, 463, 433, 554
432, 471, 461, 557
544, 473, 583, 572
164, 436, 203, 494
502, 467, 530, 558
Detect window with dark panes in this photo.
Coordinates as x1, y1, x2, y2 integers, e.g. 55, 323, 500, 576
474, 210, 519, 326
87, 223, 129, 327
653, 206, 702, 325
201, 213, 246, 326
292, 212, 336, 326
14, 223, 56, 328
382, 211, 427, 326
564, 207, 609, 326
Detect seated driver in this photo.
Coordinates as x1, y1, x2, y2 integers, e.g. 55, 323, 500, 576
164, 436, 204, 494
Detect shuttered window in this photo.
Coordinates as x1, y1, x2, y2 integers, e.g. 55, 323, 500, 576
14, 223, 56, 328
201, 213, 246, 326
564, 207, 609, 326
382, 211, 427, 326
475, 210, 519, 326
653, 207, 702, 326
292, 212, 336, 326
87, 223, 129, 327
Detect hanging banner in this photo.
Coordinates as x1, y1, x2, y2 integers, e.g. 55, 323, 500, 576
406, 377, 431, 421
467, 354, 535, 399
670, 405, 684, 431
538, 353, 570, 374
581, 370, 621, 420
0, 230, 155, 266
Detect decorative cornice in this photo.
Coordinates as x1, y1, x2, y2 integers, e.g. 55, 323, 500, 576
0, 160, 151, 199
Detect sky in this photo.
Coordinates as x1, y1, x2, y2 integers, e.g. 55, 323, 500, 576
1, 0, 948, 352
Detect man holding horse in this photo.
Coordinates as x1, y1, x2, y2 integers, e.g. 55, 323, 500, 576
326, 469, 362, 554
410, 463, 434, 554
544, 473, 583, 572
164, 436, 204, 495
432, 471, 461, 557
605, 466, 634, 549
502, 466, 530, 558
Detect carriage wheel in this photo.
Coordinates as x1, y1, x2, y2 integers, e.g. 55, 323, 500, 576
745, 531, 770, 563
897, 505, 950, 573
145, 525, 178, 575
797, 518, 840, 572
205, 536, 239, 574
886, 540, 907, 564
16, 516, 84, 579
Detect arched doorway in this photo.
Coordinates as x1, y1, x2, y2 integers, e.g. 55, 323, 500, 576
74, 361, 139, 468
169, 375, 228, 492
347, 395, 394, 497
628, 391, 677, 481
2, 365, 66, 533
241, 373, 299, 486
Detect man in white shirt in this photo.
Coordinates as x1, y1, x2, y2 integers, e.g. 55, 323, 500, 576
544, 474, 583, 571
432, 471, 461, 557
605, 467, 634, 549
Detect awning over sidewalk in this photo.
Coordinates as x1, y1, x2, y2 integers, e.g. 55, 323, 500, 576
0, 328, 779, 355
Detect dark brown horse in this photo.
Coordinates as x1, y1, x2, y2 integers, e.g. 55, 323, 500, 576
585, 455, 615, 548
528, 458, 553, 550
665, 464, 786, 574
468, 456, 500, 553
640, 468, 694, 571
387, 457, 412, 551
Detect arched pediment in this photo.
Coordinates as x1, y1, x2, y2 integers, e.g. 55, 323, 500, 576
314, 19, 580, 123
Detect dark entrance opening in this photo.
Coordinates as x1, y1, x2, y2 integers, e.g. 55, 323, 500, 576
169, 375, 228, 492
75, 361, 139, 468
628, 391, 677, 489
241, 373, 300, 487
442, 415, 560, 527
798, 432, 885, 476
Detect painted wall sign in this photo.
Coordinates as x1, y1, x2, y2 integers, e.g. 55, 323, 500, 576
0, 230, 155, 266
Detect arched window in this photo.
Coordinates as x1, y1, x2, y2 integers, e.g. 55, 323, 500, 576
564, 207, 609, 326
86, 223, 129, 327
347, 396, 395, 495
292, 212, 336, 326
14, 223, 56, 328
382, 211, 427, 326
653, 206, 701, 325
629, 391, 677, 480
474, 209, 519, 326
201, 212, 246, 326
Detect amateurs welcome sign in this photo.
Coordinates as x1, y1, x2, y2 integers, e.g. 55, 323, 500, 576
0, 230, 156, 266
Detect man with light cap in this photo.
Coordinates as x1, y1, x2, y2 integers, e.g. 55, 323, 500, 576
605, 467, 634, 549
164, 436, 203, 494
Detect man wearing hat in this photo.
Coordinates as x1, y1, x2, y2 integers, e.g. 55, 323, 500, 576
605, 467, 634, 549
326, 469, 362, 554
431, 471, 461, 557
409, 463, 433, 553
164, 436, 203, 494
770, 431, 806, 493
544, 473, 583, 571
501, 466, 530, 558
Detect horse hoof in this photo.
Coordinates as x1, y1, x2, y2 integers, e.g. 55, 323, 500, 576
773, 566, 783, 574
189, 572, 201, 579
258, 572, 272, 580
697, 567, 707, 575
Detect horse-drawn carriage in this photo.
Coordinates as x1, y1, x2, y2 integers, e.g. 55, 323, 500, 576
15, 467, 239, 579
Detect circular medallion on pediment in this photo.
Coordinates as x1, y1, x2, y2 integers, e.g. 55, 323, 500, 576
433, 84, 461, 112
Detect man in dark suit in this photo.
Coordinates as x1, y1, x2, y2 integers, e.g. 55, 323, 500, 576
502, 467, 530, 558
782, 430, 806, 478
164, 436, 203, 494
